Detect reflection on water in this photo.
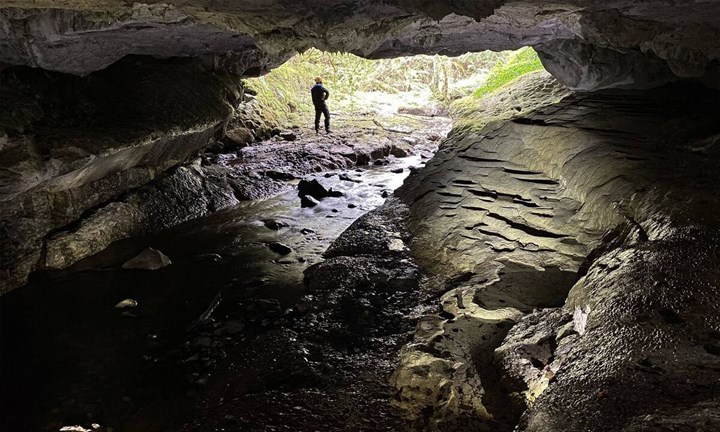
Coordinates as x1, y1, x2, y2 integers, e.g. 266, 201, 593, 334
0, 154, 427, 432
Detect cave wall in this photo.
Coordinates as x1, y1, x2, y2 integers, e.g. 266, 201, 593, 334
0, 2, 719, 430
1, 1, 720, 90
1, 1, 719, 293
0, 57, 243, 293
392, 71, 720, 430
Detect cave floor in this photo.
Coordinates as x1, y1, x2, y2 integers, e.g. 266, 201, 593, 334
0, 120, 445, 432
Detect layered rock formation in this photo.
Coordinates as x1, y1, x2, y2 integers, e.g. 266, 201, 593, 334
0, 57, 245, 292
2, 0, 720, 292
3, 2, 720, 428
392, 72, 720, 430
1, 1, 720, 90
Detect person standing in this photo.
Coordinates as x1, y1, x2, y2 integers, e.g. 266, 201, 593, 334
311, 77, 331, 134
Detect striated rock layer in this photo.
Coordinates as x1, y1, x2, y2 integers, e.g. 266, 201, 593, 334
1, 1, 720, 90
393, 73, 720, 430
0, 57, 243, 293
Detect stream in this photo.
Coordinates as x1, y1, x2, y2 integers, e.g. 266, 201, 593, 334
0, 151, 432, 432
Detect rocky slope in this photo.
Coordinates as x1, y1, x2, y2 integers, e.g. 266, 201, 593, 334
391, 71, 720, 430
1, 1, 720, 91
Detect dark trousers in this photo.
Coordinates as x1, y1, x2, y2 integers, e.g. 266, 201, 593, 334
314, 104, 330, 132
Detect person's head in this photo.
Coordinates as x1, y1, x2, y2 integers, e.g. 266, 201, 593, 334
315, 77, 322, 84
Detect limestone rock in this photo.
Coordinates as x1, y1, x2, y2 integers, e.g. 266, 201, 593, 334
121, 248, 172, 270
494, 309, 572, 407
44, 163, 239, 270
279, 131, 297, 141
324, 199, 409, 258
223, 127, 255, 149
268, 242, 293, 255
2, 2, 720, 90
300, 195, 320, 208
0, 57, 242, 292
397, 72, 720, 430
297, 179, 343, 200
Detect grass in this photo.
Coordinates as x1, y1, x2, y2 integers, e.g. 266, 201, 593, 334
471, 47, 544, 98
244, 48, 508, 129
447, 48, 554, 134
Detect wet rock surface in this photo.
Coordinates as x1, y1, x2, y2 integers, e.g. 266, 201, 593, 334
0, 58, 446, 293
184, 200, 426, 431
0, 126, 441, 431
121, 247, 172, 270
0, 57, 243, 293
391, 75, 720, 430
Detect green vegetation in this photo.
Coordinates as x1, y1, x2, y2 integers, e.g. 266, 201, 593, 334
244, 48, 508, 129
471, 47, 544, 98
244, 47, 547, 132
450, 48, 554, 134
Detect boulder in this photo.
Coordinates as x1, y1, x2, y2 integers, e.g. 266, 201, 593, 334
279, 131, 297, 141
205, 141, 225, 154
390, 143, 412, 158
268, 242, 293, 255
300, 195, 320, 208
223, 127, 254, 149
121, 247, 172, 270
297, 179, 343, 200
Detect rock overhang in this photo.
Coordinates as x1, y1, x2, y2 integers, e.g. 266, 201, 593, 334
1, 1, 720, 90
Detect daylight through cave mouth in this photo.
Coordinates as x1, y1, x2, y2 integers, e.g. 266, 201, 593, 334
0, 47, 551, 431
4, 2, 720, 431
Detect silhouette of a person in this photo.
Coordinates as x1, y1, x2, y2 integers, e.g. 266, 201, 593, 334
311, 77, 331, 134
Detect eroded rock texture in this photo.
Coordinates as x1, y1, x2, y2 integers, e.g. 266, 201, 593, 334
0, 57, 243, 292
1, 1, 720, 90
393, 74, 720, 430
2, 0, 720, 295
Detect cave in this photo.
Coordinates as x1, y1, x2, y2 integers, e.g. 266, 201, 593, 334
2, 2, 720, 432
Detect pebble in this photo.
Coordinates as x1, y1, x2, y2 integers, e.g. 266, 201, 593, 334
279, 131, 297, 141
221, 320, 245, 335
192, 253, 223, 263
263, 219, 287, 230
339, 173, 361, 183
192, 336, 213, 348
268, 242, 293, 255
114, 299, 138, 309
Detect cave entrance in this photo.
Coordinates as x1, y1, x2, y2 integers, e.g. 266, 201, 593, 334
0, 46, 549, 432
240, 47, 544, 140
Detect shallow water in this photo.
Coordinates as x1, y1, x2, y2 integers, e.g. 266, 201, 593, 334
0, 154, 428, 432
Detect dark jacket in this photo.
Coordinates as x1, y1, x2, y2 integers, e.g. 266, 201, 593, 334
311, 83, 330, 106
